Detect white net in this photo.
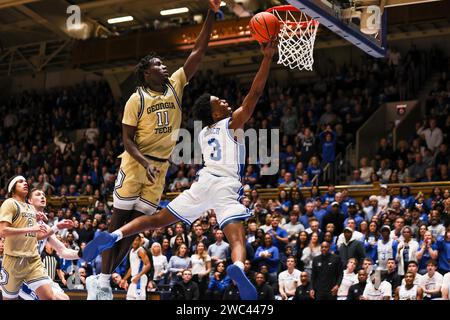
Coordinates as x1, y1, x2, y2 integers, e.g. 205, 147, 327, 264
270, 8, 319, 71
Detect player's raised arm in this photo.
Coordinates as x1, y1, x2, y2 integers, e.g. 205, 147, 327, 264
229, 37, 278, 130
183, 0, 221, 81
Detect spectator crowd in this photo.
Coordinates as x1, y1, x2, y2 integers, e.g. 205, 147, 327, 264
0, 45, 449, 300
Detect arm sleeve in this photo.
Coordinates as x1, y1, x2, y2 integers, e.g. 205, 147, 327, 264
122, 92, 141, 127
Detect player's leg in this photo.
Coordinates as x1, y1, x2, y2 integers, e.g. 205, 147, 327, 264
223, 222, 247, 264
90, 163, 142, 299
214, 178, 256, 300
34, 283, 55, 300
25, 256, 55, 300
1, 256, 26, 300
137, 274, 148, 300
51, 281, 69, 300
84, 171, 208, 260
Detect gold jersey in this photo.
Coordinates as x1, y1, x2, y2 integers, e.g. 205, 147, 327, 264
121, 67, 188, 160
0, 198, 39, 258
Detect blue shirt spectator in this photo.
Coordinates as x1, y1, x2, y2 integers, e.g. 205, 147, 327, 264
254, 235, 280, 274
436, 232, 450, 273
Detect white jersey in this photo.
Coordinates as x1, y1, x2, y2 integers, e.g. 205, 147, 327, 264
363, 280, 392, 300
199, 117, 245, 180
419, 272, 443, 297
337, 271, 358, 298
130, 247, 144, 277
399, 284, 418, 300
376, 239, 395, 271
127, 247, 148, 301
401, 273, 423, 286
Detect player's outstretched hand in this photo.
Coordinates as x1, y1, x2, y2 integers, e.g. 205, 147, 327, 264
57, 219, 74, 230
208, 0, 221, 13
260, 36, 279, 58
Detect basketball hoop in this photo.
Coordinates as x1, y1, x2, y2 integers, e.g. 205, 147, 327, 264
267, 5, 319, 71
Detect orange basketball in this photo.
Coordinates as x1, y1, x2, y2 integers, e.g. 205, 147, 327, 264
249, 12, 280, 43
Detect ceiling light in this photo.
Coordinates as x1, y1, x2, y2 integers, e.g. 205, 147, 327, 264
107, 16, 134, 24
160, 7, 189, 16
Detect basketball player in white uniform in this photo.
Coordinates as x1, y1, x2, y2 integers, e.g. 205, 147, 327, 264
19, 188, 79, 300
375, 225, 398, 272
121, 235, 151, 300
395, 271, 423, 300
83, 37, 279, 300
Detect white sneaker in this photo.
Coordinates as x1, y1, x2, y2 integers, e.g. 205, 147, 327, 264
86, 275, 99, 300
97, 281, 113, 300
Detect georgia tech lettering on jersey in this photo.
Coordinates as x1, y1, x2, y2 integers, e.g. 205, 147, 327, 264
121, 67, 188, 160
147, 102, 176, 114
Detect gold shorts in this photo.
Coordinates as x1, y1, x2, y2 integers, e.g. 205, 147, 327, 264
113, 154, 169, 215
0, 254, 51, 299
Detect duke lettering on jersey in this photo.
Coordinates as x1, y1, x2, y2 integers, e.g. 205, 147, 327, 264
200, 117, 245, 180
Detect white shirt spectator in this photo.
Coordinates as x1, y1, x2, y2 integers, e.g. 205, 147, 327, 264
337, 271, 358, 299
207, 241, 229, 262
363, 280, 392, 300
191, 254, 211, 276
419, 271, 443, 299
282, 221, 305, 238
396, 239, 420, 276
441, 272, 450, 299
360, 166, 374, 183
152, 255, 168, 281
278, 268, 301, 297
260, 224, 272, 233
419, 127, 443, 153
301, 246, 321, 272
376, 195, 391, 208
428, 224, 446, 238
401, 273, 423, 286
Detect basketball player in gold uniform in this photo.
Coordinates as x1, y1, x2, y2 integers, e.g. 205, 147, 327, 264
0, 175, 54, 300
86, 0, 222, 299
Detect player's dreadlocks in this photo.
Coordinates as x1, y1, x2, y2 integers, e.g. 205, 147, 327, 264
135, 52, 161, 87
193, 93, 215, 127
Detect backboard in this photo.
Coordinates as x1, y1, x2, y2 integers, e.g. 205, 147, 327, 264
286, 0, 388, 57
285, 0, 444, 58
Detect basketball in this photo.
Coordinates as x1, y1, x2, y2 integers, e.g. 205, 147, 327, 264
249, 12, 280, 43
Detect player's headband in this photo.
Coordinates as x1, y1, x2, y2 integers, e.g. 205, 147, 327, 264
8, 175, 26, 193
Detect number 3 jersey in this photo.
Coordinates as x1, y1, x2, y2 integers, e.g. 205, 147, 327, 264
199, 117, 246, 181
121, 67, 188, 160
0, 198, 39, 258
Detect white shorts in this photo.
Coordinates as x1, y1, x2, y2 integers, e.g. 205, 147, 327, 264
126, 275, 148, 300
19, 278, 64, 300
167, 170, 251, 229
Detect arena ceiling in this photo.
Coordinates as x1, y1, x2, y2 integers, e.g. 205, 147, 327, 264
0, 0, 449, 76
